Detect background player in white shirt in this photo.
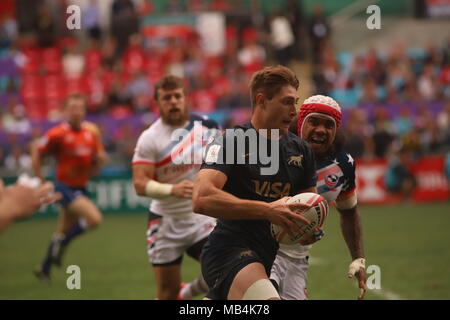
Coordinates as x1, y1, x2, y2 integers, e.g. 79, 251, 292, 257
132, 75, 219, 300
270, 95, 367, 300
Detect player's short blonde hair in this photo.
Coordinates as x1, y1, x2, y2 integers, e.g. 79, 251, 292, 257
249, 65, 299, 108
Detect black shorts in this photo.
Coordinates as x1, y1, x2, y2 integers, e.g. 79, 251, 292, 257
201, 239, 269, 300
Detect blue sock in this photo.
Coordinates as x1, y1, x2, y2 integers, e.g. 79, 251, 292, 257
61, 220, 87, 247
41, 235, 63, 274
41, 242, 53, 274
40, 221, 87, 274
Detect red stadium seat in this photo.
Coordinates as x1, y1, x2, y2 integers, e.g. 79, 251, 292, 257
20, 75, 43, 100
46, 97, 63, 114
56, 36, 78, 50
23, 98, 47, 121
101, 70, 117, 92
189, 90, 217, 113
85, 49, 103, 71
43, 74, 66, 100
42, 47, 62, 74
85, 73, 104, 94
145, 57, 164, 83
147, 70, 163, 85
123, 47, 147, 73
21, 48, 41, 74
119, 71, 131, 85
145, 57, 164, 73
65, 75, 89, 94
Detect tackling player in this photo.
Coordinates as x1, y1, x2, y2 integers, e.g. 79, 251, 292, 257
270, 95, 367, 300
32, 93, 108, 282
193, 66, 321, 300
132, 75, 219, 300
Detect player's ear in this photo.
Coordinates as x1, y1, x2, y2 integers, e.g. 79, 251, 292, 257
255, 93, 266, 109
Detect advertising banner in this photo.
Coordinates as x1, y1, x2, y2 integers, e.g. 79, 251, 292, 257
3, 174, 150, 217
409, 155, 449, 202
356, 156, 449, 204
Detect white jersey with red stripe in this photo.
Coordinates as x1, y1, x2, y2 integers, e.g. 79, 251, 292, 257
132, 114, 220, 218
279, 149, 357, 259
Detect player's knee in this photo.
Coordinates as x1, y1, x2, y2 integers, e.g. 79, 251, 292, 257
242, 279, 280, 300
84, 202, 103, 228
85, 213, 102, 229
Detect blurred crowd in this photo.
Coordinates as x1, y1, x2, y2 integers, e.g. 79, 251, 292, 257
312, 43, 450, 106
0, 0, 448, 180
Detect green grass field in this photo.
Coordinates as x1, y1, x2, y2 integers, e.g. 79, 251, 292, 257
1, 203, 449, 300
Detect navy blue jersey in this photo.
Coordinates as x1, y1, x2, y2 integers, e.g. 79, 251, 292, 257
315, 149, 356, 203
200, 122, 317, 272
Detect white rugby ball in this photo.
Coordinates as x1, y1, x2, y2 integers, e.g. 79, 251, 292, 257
271, 192, 328, 245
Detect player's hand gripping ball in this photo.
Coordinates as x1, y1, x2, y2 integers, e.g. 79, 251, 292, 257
271, 193, 328, 245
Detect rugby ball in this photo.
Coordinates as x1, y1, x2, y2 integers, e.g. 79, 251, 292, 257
271, 192, 328, 245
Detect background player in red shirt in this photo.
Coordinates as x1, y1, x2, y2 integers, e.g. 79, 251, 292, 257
32, 93, 108, 282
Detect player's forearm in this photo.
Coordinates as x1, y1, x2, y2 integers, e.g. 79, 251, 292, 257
0, 214, 12, 233
339, 207, 365, 260
193, 186, 270, 219
90, 162, 103, 177
0, 198, 26, 233
0, 205, 14, 233
90, 151, 108, 177
31, 153, 44, 181
96, 151, 108, 168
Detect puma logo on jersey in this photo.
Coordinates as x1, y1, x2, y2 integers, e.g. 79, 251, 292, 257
287, 155, 303, 168
239, 250, 253, 258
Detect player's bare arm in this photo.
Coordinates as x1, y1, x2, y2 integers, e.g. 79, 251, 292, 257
30, 141, 45, 182
337, 191, 367, 299
193, 169, 310, 235
90, 149, 109, 177
337, 207, 364, 260
132, 163, 193, 199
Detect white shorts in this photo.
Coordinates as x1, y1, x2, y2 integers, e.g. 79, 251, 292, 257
270, 251, 309, 300
146, 211, 216, 265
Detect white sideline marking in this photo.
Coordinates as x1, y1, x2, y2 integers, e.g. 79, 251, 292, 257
370, 288, 405, 300
352, 282, 405, 300
309, 257, 326, 265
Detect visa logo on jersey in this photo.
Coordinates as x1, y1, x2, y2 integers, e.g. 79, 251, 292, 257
252, 180, 291, 199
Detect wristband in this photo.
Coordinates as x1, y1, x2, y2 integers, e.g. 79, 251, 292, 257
145, 180, 173, 199
348, 258, 366, 277
336, 193, 358, 210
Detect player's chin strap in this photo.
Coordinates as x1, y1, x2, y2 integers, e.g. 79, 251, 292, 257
348, 258, 366, 277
